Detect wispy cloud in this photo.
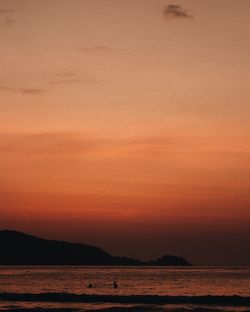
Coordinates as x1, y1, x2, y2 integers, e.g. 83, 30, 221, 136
4, 17, 15, 26
0, 132, 104, 156
0, 86, 10, 91
0, 85, 45, 94
19, 88, 44, 94
51, 72, 96, 85
0, 132, 209, 159
79, 46, 110, 52
164, 4, 193, 20
0, 133, 173, 161
0, 9, 16, 14
0, 8, 17, 27
55, 72, 77, 78
51, 79, 83, 85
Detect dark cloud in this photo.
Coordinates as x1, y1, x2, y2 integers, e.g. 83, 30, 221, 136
80, 46, 110, 52
164, 4, 193, 20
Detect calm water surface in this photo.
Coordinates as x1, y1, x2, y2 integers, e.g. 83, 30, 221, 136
0, 266, 249, 311
0, 266, 249, 296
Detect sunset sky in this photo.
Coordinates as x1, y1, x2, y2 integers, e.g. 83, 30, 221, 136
1, 0, 250, 265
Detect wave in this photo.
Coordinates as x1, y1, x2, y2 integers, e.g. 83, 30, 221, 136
0, 293, 250, 307
0, 307, 248, 312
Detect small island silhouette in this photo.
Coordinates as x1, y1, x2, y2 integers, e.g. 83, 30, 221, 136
0, 230, 191, 266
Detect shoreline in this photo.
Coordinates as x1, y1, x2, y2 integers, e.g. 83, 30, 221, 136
0, 293, 250, 307
0, 305, 249, 312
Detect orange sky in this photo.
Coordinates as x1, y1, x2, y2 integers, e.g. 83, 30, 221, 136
0, 0, 250, 265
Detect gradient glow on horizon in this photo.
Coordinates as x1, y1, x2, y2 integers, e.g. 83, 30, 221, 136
1, 0, 250, 265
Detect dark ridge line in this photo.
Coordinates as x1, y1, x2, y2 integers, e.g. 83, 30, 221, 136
0, 293, 250, 306
0, 230, 191, 266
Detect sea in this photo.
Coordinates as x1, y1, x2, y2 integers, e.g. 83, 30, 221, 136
0, 266, 249, 312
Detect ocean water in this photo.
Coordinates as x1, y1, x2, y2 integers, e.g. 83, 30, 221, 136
0, 266, 249, 311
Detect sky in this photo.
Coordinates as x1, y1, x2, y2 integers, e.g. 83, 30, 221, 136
0, 0, 250, 265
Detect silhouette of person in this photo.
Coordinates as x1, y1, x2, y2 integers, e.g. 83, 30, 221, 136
88, 283, 93, 288
113, 281, 118, 289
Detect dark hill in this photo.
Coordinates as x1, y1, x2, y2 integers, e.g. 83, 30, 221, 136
0, 230, 191, 266
147, 255, 191, 266
0, 230, 113, 265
